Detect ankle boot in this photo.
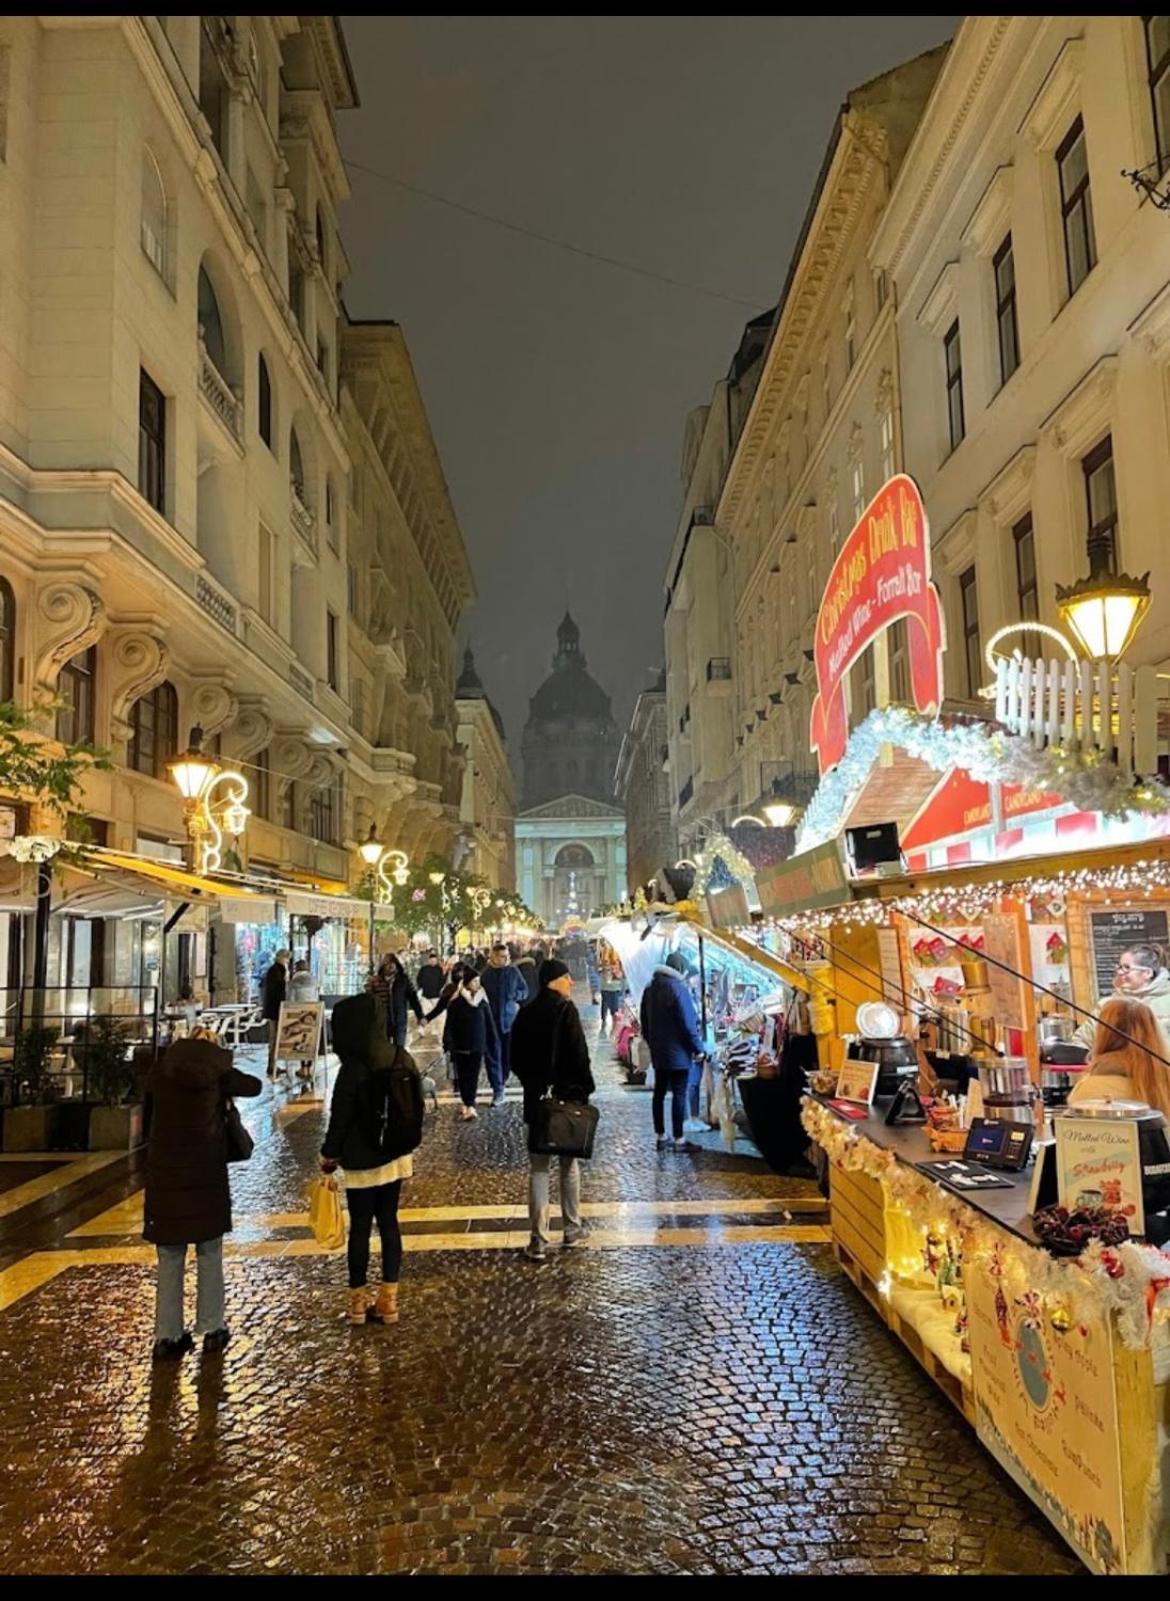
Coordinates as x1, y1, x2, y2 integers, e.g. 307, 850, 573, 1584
370, 1282, 399, 1325
347, 1288, 372, 1325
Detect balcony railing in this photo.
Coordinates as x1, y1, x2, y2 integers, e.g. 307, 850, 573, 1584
289, 661, 315, 703
195, 573, 238, 634
757, 762, 819, 810
198, 340, 242, 439
706, 657, 732, 682
994, 654, 1166, 776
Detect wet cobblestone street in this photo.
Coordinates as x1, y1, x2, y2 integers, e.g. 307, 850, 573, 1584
0, 1003, 1081, 1575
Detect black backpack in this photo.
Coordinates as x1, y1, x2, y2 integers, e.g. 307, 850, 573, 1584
363, 1045, 425, 1160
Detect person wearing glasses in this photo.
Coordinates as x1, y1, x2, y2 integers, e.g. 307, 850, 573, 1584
1074, 942, 1170, 1046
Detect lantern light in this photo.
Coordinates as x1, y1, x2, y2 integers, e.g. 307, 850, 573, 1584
168, 725, 218, 802
762, 800, 797, 829
358, 823, 385, 867
1055, 569, 1151, 662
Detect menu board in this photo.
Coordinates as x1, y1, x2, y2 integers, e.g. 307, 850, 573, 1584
1088, 907, 1169, 1003
983, 914, 1027, 1032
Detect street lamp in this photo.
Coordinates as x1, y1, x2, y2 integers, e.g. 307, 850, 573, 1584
1055, 569, 1152, 662
167, 725, 251, 874
359, 823, 385, 868
356, 825, 410, 973
169, 726, 218, 805
762, 800, 796, 829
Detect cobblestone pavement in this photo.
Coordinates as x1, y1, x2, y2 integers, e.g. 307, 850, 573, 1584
0, 996, 1081, 1576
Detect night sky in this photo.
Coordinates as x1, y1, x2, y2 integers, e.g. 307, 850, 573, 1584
338, 15, 957, 761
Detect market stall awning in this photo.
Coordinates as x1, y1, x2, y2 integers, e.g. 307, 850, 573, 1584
81, 847, 275, 912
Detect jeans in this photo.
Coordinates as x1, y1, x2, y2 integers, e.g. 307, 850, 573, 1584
484, 1027, 509, 1095
653, 1066, 691, 1139
600, 991, 622, 1023
528, 1152, 582, 1244
266, 1018, 279, 1074
688, 1058, 704, 1119
346, 1181, 403, 1288
453, 1051, 482, 1107
154, 1237, 225, 1341
392, 1019, 408, 1049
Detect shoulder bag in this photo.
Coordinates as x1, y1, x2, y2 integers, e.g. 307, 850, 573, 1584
224, 1097, 254, 1163
527, 1001, 600, 1159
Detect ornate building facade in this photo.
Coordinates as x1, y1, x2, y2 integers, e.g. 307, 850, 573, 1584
615, 671, 673, 895
515, 615, 626, 926
454, 648, 516, 892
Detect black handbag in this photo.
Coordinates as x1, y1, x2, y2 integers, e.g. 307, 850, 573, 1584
528, 1094, 599, 1159
224, 1098, 254, 1163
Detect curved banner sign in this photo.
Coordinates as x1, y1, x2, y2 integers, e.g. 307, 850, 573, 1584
809, 473, 945, 774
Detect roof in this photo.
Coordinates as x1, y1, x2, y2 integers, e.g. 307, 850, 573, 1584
525, 614, 614, 727
455, 647, 506, 740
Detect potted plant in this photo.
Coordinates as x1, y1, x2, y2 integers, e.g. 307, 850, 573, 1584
1, 1025, 60, 1151
81, 1017, 144, 1151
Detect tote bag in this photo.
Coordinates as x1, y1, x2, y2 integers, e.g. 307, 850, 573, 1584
307, 1174, 346, 1250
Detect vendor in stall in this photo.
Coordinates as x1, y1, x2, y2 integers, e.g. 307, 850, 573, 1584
1074, 941, 1170, 1046
1068, 997, 1170, 1115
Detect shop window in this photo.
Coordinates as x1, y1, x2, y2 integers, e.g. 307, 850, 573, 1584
258, 354, 273, 449
959, 566, 981, 699
1082, 435, 1118, 574
57, 646, 96, 745
128, 680, 178, 778
993, 234, 1019, 386
944, 320, 965, 450
1146, 17, 1170, 174
138, 369, 166, 513
1057, 116, 1096, 297
0, 577, 13, 702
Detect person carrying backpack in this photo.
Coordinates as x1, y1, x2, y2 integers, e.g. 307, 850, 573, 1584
320, 991, 424, 1326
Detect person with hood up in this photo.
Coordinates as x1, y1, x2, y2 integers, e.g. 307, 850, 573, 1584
443, 968, 499, 1120
369, 952, 424, 1048
511, 958, 595, 1262
1074, 942, 1170, 1047
640, 951, 706, 1153
320, 992, 420, 1326
480, 943, 530, 1105
143, 1027, 262, 1360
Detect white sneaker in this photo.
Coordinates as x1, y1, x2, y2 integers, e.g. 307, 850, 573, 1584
683, 1117, 707, 1135
460, 1105, 478, 1121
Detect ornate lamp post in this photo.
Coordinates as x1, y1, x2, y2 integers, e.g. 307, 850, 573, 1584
1055, 569, 1152, 663
167, 726, 251, 874
358, 824, 409, 974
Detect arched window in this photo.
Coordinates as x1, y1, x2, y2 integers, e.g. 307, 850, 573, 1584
258, 354, 273, 448
290, 427, 306, 500
0, 578, 14, 703
198, 266, 227, 375
128, 681, 178, 778
140, 149, 167, 278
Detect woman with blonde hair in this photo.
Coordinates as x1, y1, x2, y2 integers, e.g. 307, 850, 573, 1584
1068, 997, 1170, 1119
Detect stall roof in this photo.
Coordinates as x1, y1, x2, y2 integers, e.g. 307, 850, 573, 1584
82, 847, 274, 907
851, 832, 1170, 905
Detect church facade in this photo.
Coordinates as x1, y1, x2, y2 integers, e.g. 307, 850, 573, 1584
515, 614, 627, 927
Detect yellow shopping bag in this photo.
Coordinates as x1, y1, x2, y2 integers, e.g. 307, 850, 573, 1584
307, 1173, 346, 1250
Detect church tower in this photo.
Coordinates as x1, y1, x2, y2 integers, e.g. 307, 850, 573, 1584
520, 613, 620, 809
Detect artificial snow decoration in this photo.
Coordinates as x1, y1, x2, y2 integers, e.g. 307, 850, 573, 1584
2, 835, 62, 864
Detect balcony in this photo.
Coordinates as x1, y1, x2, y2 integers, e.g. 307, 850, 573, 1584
754, 762, 818, 822
706, 656, 732, 682
198, 341, 242, 441
289, 661, 315, 703
290, 487, 317, 562
194, 573, 239, 635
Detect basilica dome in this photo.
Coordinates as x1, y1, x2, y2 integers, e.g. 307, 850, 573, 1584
521, 613, 620, 809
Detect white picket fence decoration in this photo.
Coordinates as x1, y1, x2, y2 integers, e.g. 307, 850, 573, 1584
993, 655, 1160, 776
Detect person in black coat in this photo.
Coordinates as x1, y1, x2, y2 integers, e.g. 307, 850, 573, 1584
143, 1031, 262, 1360
321, 992, 420, 1326
442, 970, 499, 1120
369, 953, 424, 1048
510, 959, 595, 1261
416, 950, 445, 1004
261, 948, 290, 1077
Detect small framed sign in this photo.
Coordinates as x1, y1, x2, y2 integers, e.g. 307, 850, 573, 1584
836, 1059, 879, 1106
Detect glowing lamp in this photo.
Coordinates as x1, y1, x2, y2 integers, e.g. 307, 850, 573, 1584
223, 800, 250, 837
1055, 569, 1151, 661
429, 871, 446, 887
358, 824, 384, 867
168, 726, 218, 801
762, 800, 797, 829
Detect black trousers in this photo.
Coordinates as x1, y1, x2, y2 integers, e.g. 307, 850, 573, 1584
453, 1051, 482, 1107
653, 1066, 691, 1139
346, 1180, 403, 1288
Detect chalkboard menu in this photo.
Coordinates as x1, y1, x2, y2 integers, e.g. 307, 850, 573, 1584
1088, 907, 1170, 1001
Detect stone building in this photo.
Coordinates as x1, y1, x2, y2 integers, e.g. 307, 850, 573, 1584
515, 614, 626, 926
615, 671, 673, 895
0, 16, 473, 1004
454, 648, 516, 892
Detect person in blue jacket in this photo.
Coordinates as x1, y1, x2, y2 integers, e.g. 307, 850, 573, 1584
480, 943, 530, 1105
640, 951, 705, 1152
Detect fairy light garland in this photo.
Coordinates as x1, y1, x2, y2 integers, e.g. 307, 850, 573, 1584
691, 832, 757, 899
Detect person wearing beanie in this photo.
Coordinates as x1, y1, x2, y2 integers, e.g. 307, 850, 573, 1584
510, 958, 595, 1262
641, 949, 706, 1152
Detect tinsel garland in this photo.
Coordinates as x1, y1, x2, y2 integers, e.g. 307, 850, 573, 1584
802, 1097, 1170, 1350
796, 706, 1170, 853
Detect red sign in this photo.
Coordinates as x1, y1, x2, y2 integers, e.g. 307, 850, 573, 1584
901, 769, 1064, 854
809, 475, 945, 774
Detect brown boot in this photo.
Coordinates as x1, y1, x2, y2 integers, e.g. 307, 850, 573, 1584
369, 1282, 399, 1326
347, 1288, 372, 1325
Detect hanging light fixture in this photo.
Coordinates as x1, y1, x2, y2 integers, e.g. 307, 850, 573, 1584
167, 725, 218, 802
1055, 569, 1151, 662
358, 823, 385, 867
762, 800, 797, 828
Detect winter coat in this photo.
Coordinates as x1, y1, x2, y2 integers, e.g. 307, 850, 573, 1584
369, 966, 423, 1037
261, 959, 287, 1022
143, 1038, 262, 1246
443, 990, 498, 1056
640, 965, 705, 1076
481, 962, 530, 1035
321, 992, 420, 1172
416, 960, 445, 1002
515, 956, 539, 1005
510, 987, 595, 1125
1074, 970, 1170, 1047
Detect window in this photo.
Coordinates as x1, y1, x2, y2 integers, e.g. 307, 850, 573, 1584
281, 779, 296, 832
352, 679, 365, 738
140, 149, 167, 278
889, 620, 910, 703
851, 459, 865, 525
1083, 435, 1118, 574
326, 609, 339, 690
1013, 513, 1039, 623
198, 266, 227, 375
245, 166, 266, 251
993, 234, 1020, 385
128, 681, 178, 778
315, 205, 327, 270
290, 428, 306, 502
288, 252, 304, 328
258, 523, 274, 624
879, 407, 895, 481
254, 747, 271, 822
57, 647, 96, 745
828, 496, 840, 556
1057, 116, 1096, 296
347, 562, 358, 616
0, 577, 14, 702
1145, 17, 1170, 173
325, 477, 338, 548
959, 567, 981, 699
856, 649, 875, 719
258, 354, 273, 448
309, 780, 337, 845
874, 268, 888, 312
844, 283, 856, 371
944, 320, 965, 450
138, 369, 166, 513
